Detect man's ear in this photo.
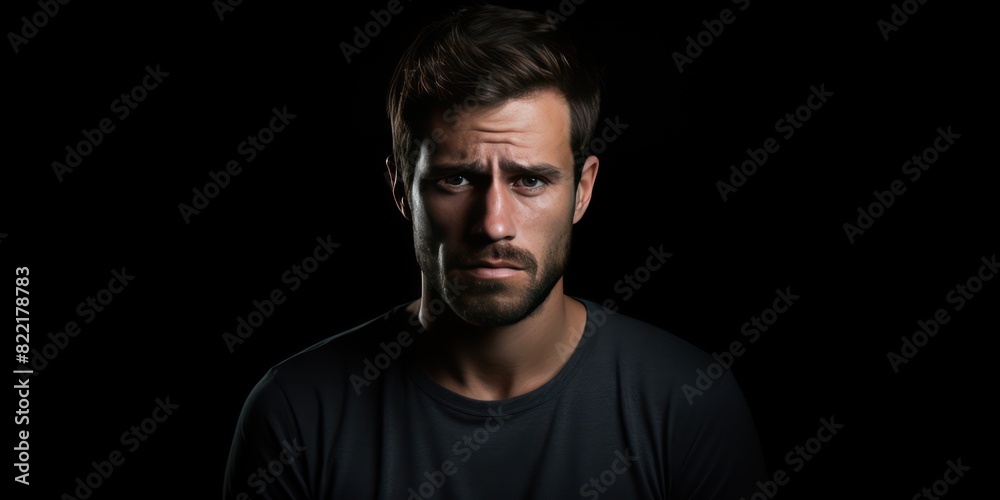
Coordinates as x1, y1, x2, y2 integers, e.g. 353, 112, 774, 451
386, 156, 410, 220
572, 155, 599, 224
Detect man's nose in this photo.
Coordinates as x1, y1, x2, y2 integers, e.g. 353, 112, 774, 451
471, 178, 517, 241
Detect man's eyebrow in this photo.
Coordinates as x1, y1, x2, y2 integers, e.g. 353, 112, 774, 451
428, 160, 564, 179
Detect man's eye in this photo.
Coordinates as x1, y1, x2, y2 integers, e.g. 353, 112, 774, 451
441, 175, 469, 187
517, 176, 546, 190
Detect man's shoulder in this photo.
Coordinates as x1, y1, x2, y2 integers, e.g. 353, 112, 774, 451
577, 297, 754, 412
262, 301, 413, 384
577, 297, 717, 371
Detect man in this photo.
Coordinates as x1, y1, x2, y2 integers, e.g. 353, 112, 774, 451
224, 5, 766, 499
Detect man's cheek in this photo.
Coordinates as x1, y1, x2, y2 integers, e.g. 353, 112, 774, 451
427, 200, 469, 230
518, 190, 562, 216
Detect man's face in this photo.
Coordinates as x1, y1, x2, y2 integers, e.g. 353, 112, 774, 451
407, 89, 593, 327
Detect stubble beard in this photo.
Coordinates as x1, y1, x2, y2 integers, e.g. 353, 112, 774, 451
415, 226, 572, 328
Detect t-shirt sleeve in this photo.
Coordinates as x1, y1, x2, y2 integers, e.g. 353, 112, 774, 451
223, 369, 312, 500
668, 367, 767, 499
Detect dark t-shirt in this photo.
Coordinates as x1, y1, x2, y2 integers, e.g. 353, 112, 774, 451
224, 297, 766, 499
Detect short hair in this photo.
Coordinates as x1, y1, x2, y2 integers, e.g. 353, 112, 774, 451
387, 4, 602, 204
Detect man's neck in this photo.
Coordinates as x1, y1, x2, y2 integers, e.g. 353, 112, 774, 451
407, 283, 587, 401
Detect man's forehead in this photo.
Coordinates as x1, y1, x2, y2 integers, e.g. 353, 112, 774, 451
421, 89, 573, 165
421, 134, 573, 173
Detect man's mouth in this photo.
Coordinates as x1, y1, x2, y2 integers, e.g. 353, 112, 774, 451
459, 260, 524, 279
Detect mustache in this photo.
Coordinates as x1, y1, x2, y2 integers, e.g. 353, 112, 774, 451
454, 245, 537, 271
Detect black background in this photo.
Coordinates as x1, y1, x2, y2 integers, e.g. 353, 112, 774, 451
6, 0, 994, 498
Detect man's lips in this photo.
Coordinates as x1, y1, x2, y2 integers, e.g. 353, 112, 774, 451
462, 260, 525, 270
461, 267, 522, 278
458, 260, 525, 278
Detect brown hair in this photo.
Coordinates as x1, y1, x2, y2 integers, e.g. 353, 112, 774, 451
387, 4, 602, 206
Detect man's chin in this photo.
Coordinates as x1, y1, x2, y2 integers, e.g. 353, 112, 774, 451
441, 275, 556, 328
449, 294, 538, 328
